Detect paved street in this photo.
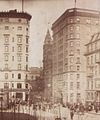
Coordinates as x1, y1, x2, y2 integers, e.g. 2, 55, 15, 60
2, 104, 100, 120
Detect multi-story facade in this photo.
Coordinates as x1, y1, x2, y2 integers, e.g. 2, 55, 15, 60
85, 32, 100, 104
52, 8, 100, 104
0, 9, 32, 101
43, 30, 52, 102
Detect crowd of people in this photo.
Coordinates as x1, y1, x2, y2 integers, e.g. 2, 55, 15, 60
1, 98, 100, 120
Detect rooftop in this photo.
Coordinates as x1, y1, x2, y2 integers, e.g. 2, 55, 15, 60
52, 8, 100, 28
0, 9, 32, 20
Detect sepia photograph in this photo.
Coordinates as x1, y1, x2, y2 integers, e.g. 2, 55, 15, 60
0, 0, 100, 120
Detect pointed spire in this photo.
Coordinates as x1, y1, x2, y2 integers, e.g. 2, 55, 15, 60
44, 29, 52, 44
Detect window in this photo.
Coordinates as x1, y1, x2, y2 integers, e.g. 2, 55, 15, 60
70, 74, 73, 80
17, 83, 22, 89
70, 26, 73, 31
18, 64, 21, 70
4, 36, 9, 43
18, 46, 22, 52
18, 73, 21, 79
69, 50, 74, 56
70, 18, 73, 23
70, 33, 74, 38
12, 56, 14, 61
12, 74, 14, 78
70, 65, 74, 71
70, 93, 74, 102
26, 65, 28, 71
76, 18, 80, 22
26, 28, 28, 31
77, 65, 80, 71
77, 93, 81, 101
12, 37, 14, 42
77, 74, 80, 79
76, 57, 80, 64
77, 82, 80, 89
70, 41, 74, 46
18, 26, 22, 30
18, 55, 21, 62
5, 64, 8, 69
12, 47, 14, 52
26, 37, 29, 44
26, 46, 28, 53
70, 57, 74, 63
5, 46, 9, 52
18, 19, 22, 23
25, 84, 28, 89
17, 36, 22, 43
5, 26, 9, 30
76, 26, 80, 31
5, 73, 8, 79
12, 83, 14, 88
5, 55, 8, 61
26, 56, 28, 62
4, 83, 9, 89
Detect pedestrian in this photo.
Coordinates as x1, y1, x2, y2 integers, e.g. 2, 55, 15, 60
70, 108, 74, 120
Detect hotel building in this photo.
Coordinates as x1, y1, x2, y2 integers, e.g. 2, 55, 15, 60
52, 8, 100, 104
85, 32, 100, 104
0, 9, 32, 101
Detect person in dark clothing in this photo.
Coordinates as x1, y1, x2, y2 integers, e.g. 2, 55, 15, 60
70, 108, 74, 120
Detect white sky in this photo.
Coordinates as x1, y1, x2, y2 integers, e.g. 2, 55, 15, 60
0, 0, 100, 67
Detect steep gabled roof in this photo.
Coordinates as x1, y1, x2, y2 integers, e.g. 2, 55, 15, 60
44, 29, 52, 44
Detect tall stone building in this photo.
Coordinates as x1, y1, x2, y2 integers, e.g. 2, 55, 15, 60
0, 9, 32, 101
43, 30, 52, 102
52, 8, 100, 104
85, 32, 100, 105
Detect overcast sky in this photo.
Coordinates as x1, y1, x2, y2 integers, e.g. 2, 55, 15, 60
0, 0, 100, 67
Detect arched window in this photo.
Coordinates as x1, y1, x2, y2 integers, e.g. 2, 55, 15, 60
18, 73, 21, 79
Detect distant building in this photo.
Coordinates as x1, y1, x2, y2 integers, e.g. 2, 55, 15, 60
0, 9, 32, 101
52, 8, 100, 104
43, 30, 53, 102
85, 32, 100, 104
29, 67, 43, 80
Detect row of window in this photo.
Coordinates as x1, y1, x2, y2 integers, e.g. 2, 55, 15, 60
5, 73, 27, 79
4, 64, 28, 71
64, 57, 81, 64
5, 25, 29, 31
4, 46, 28, 53
5, 55, 28, 62
4, 35, 29, 44
4, 83, 28, 89
62, 81, 80, 90
69, 18, 99, 25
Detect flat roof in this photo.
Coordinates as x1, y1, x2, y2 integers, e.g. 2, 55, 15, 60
0, 9, 32, 20
52, 8, 100, 29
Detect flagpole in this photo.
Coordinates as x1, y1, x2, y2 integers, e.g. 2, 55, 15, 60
22, 0, 24, 12
74, 0, 76, 8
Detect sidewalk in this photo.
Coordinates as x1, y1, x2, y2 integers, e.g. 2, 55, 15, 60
87, 110, 100, 115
